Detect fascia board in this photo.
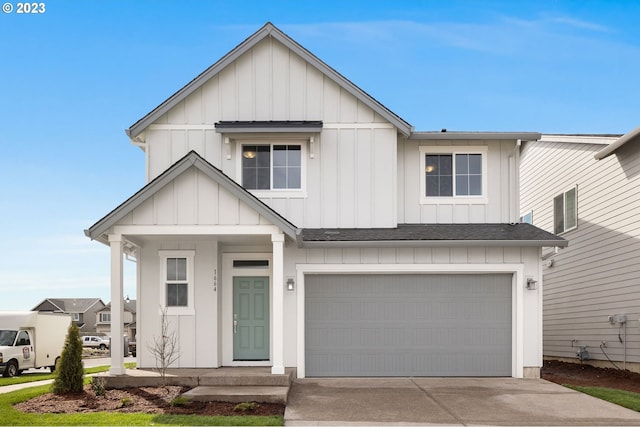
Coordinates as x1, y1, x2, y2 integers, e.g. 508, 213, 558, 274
595, 125, 640, 160
409, 132, 541, 141
300, 239, 568, 248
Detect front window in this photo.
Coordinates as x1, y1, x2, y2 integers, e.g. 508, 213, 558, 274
420, 146, 487, 203
554, 186, 577, 234
159, 250, 195, 314
99, 313, 111, 323
241, 144, 302, 190
0, 330, 17, 346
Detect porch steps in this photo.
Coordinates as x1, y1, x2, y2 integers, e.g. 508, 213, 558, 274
181, 367, 295, 404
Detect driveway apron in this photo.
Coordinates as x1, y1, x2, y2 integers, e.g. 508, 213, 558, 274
284, 378, 640, 426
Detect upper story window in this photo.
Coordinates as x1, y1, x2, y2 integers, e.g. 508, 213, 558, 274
419, 146, 487, 204
554, 186, 577, 234
159, 250, 195, 315
241, 144, 302, 190
520, 211, 533, 224
70, 313, 80, 321
99, 313, 111, 323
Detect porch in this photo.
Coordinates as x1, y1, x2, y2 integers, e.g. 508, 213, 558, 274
98, 366, 295, 404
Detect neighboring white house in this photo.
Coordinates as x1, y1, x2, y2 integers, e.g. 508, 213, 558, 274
86, 22, 565, 378
520, 129, 640, 372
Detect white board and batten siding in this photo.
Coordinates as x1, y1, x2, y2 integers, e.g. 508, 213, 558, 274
143, 35, 397, 229
398, 138, 518, 224
520, 137, 640, 365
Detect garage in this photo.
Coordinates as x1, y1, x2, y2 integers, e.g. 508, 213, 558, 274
305, 274, 512, 377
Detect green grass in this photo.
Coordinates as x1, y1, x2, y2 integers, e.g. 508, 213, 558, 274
0, 363, 136, 387
0, 381, 283, 426
567, 385, 640, 412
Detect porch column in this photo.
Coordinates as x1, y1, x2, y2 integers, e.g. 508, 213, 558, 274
271, 233, 285, 375
108, 234, 125, 375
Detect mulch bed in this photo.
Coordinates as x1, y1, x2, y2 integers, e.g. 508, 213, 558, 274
14, 384, 285, 416
542, 359, 640, 394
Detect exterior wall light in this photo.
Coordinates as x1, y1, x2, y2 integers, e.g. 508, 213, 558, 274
526, 277, 537, 290
286, 278, 295, 291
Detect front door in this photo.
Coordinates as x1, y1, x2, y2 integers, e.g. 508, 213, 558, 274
233, 276, 270, 360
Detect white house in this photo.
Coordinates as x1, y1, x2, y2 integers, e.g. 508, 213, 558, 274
520, 129, 640, 371
86, 23, 565, 378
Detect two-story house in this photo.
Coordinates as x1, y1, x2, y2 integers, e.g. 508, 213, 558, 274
95, 299, 137, 341
32, 298, 105, 334
520, 129, 640, 371
86, 23, 565, 378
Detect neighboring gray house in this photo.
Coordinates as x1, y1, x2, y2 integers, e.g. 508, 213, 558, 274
32, 298, 106, 334
95, 299, 137, 341
520, 128, 640, 372
86, 22, 565, 378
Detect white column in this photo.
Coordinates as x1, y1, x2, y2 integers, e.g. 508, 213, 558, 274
109, 234, 125, 375
271, 233, 285, 375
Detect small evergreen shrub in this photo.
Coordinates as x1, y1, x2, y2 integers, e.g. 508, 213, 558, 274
170, 396, 190, 407
52, 323, 84, 394
234, 402, 256, 412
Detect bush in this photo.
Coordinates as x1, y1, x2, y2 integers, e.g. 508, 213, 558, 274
91, 376, 107, 397
51, 323, 84, 394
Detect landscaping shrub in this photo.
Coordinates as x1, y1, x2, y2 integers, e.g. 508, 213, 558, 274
51, 323, 84, 394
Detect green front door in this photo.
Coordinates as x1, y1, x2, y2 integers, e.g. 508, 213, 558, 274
233, 276, 270, 360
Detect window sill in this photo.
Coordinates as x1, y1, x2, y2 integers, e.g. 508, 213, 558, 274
249, 190, 308, 199
420, 196, 488, 205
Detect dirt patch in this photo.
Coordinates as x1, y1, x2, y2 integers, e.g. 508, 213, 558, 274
14, 384, 285, 417
542, 359, 640, 393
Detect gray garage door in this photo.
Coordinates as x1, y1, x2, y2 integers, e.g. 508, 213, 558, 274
305, 274, 512, 377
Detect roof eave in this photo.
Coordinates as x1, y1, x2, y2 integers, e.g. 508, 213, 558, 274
594, 125, 640, 160
409, 132, 541, 141
299, 239, 568, 248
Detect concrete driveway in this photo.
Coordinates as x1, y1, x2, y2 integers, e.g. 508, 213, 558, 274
285, 378, 640, 426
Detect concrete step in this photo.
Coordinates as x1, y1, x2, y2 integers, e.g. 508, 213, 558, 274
181, 385, 290, 404
198, 367, 294, 387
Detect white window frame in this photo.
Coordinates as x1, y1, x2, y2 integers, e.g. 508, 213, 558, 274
70, 313, 80, 321
99, 312, 111, 323
235, 138, 308, 198
419, 146, 488, 204
159, 250, 195, 315
554, 186, 578, 234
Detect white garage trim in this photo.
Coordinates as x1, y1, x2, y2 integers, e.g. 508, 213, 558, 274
295, 263, 525, 379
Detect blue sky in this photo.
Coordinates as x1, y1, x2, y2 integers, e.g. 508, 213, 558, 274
0, 0, 638, 311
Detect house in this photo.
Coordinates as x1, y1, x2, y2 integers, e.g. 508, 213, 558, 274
520, 129, 640, 372
32, 298, 105, 334
85, 22, 566, 378
95, 299, 137, 341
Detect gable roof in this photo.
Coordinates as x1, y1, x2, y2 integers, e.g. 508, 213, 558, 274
301, 223, 567, 248
594, 125, 640, 160
126, 22, 412, 139
85, 151, 299, 242
32, 298, 104, 313
100, 299, 137, 313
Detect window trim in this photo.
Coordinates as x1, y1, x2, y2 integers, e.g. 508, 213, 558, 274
235, 138, 308, 198
554, 186, 578, 234
99, 312, 111, 323
419, 146, 488, 204
159, 250, 195, 315
70, 313, 80, 322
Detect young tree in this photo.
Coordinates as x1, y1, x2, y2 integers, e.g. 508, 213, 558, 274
52, 323, 84, 394
146, 306, 180, 385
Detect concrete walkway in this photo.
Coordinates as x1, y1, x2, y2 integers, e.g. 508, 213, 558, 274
285, 378, 640, 426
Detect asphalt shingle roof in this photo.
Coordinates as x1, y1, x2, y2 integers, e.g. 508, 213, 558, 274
301, 223, 567, 246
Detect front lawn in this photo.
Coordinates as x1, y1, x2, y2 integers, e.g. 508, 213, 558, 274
567, 385, 640, 412
0, 382, 283, 426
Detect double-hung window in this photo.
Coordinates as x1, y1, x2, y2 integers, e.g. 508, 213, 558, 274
554, 186, 577, 234
99, 313, 111, 323
159, 250, 195, 315
240, 142, 304, 194
419, 146, 487, 203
